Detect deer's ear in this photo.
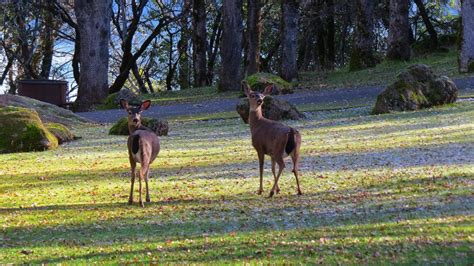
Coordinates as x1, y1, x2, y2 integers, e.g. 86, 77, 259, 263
262, 84, 273, 96
241, 81, 251, 96
141, 100, 152, 111
119, 99, 129, 109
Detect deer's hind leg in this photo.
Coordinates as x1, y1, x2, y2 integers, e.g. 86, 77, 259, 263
128, 158, 136, 205
271, 158, 280, 194
145, 167, 151, 203
291, 150, 302, 196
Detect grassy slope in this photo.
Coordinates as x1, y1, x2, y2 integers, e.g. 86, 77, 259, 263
301, 51, 471, 90
1, 100, 473, 264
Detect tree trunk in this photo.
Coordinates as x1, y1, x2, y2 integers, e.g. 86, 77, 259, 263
413, 0, 438, 50
350, 0, 377, 71
178, 0, 191, 89
192, 0, 208, 87
280, 0, 298, 82
218, 0, 243, 92
207, 8, 222, 84
387, 0, 411, 61
74, 0, 111, 111
245, 0, 263, 76
39, 1, 57, 79
325, 0, 335, 70
459, 0, 474, 73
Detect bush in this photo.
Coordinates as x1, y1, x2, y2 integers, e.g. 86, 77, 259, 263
45, 122, 75, 144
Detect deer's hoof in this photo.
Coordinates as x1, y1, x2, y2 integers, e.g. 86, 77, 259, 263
146, 198, 151, 203
257, 189, 263, 195
268, 191, 274, 198
139, 201, 145, 208
128, 199, 133, 205
297, 190, 303, 196
276, 188, 281, 194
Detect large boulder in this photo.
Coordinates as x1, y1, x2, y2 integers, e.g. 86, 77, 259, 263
0, 94, 91, 126
45, 122, 76, 144
244, 72, 293, 95
109, 117, 169, 136
102, 89, 141, 109
236, 96, 305, 124
372, 64, 458, 114
0, 106, 58, 153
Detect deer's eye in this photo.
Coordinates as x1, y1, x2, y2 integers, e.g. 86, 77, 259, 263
128, 111, 132, 115
250, 94, 255, 98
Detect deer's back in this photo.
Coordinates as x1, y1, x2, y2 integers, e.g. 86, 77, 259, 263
128, 130, 160, 164
251, 119, 292, 156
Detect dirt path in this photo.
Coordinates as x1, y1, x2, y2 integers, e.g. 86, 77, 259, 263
78, 77, 474, 123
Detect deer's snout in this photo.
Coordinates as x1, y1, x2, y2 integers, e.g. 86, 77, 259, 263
133, 118, 139, 123
256, 99, 263, 105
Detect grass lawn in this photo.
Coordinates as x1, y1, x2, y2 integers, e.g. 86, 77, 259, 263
1, 101, 473, 264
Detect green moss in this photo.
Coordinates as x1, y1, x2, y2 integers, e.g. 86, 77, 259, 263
45, 123, 75, 144
0, 106, 58, 153
108, 117, 130, 135
109, 117, 168, 136
244, 72, 293, 95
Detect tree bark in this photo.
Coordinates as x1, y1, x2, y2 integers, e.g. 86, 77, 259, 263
387, 0, 411, 61
459, 0, 474, 73
218, 0, 243, 92
413, 0, 438, 50
178, 0, 191, 89
350, 0, 377, 71
207, 8, 222, 84
280, 0, 298, 82
74, 0, 111, 111
245, 0, 263, 76
192, 0, 208, 87
325, 0, 335, 70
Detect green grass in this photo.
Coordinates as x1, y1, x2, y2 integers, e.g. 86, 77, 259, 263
300, 50, 472, 90
1, 101, 473, 264
143, 86, 239, 106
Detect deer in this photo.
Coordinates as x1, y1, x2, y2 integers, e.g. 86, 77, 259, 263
242, 81, 302, 197
120, 99, 160, 207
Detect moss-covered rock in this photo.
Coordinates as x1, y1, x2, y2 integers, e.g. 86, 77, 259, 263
45, 123, 75, 144
0, 106, 58, 153
244, 72, 293, 95
98, 89, 142, 110
0, 94, 91, 126
109, 117, 169, 136
373, 64, 458, 114
236, 97, 305, 123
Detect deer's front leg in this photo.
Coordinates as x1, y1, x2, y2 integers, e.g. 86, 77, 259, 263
128, 160, 136, 205
269, 158, 285, 198
257, 151, 264, 195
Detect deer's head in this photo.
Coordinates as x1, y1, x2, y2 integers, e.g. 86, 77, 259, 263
120, 99, 152, 130
242, 81, 273, 111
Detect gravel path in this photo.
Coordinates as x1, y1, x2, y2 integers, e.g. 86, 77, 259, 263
77, 77, 474, 123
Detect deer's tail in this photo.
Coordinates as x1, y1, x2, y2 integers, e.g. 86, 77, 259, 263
285, 128, 297, 155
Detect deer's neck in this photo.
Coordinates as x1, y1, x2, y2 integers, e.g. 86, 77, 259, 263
249, 109, 264, 131
128, 123, 141, 135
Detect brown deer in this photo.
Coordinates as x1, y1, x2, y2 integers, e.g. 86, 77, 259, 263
242, 81, 302, 197
120, 99, 160, 207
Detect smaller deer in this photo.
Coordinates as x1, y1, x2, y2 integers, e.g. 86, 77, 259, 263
242, 81, 302, 197
120, 99, 160, 207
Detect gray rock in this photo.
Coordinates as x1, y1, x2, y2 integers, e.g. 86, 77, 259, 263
372, 64, 458, 114
236, 96, 305, 124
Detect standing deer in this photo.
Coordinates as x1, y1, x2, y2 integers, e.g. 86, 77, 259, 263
120, 99, 160, 207
242, 81, 302, 197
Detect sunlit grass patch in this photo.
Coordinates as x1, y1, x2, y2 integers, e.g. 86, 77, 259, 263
0, 101, 473, 264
